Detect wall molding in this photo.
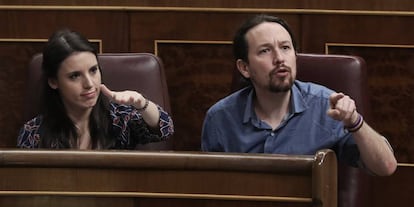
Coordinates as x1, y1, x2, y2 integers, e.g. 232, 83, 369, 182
1, 5, 414, 16
326, 42, 414, 53
0, 38, 103, 53
154, 40, 231, 56
0, 191, 312, 203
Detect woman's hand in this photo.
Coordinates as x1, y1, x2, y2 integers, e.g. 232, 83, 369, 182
100, 84, 160, 127
100, 84, 147, 109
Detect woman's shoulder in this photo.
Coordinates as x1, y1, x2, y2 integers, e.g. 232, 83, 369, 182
22, 115, 43, 131
17, 115, 43, 148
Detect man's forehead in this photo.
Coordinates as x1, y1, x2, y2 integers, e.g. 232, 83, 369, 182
246, 22, 292, 46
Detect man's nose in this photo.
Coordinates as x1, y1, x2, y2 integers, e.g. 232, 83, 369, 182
272, 49, 284, 64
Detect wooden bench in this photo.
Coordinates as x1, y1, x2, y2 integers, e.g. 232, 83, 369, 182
0, 149, 337, 207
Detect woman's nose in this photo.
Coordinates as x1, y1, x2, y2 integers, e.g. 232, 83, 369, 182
83, 75, 93, 88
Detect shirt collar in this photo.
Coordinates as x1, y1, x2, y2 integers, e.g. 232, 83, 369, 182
291, 81, 308, 114
243, 87, 255, 124
242, 81, 308, 124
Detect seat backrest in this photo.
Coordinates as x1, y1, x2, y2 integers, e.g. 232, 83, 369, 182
297, 54, 372, 207
231, 53, 372, 207
296, 53, 371, 120
23, 53, 173, 150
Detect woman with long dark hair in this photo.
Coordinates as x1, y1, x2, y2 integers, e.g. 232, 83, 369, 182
18, 29, 174, 149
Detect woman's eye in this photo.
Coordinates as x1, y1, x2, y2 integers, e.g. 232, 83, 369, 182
90, 66, 100, 75
69, 73, 80, 80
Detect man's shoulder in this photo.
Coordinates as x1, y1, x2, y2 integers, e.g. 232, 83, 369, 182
294, 80, 334, 99
207, 87, 251, 116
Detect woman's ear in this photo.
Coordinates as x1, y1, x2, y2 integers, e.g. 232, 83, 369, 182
236, 59, 250, 79
48, 78, 58, 89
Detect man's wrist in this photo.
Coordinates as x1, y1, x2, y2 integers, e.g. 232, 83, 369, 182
345, 113, 364, 133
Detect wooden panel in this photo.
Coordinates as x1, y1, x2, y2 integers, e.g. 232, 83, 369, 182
371, 164, 414, 207
0, 149, 337, 207
129, 11, 243, 52
129, 12, 300, 52
0, 196, 135, 207
0, 10, 129, 52
0, 40, 45, 147
156, 42, 233, 150
300, 15, 414, 53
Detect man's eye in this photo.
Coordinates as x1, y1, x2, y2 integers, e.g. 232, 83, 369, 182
259, 48, 270, 54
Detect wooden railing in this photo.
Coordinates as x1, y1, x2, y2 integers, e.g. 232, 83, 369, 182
0, 149, 337, 207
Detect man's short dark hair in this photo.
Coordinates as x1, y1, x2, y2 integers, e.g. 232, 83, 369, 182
233, 14, 298, 63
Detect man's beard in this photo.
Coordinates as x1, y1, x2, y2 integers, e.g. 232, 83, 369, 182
268, 74, 293, 93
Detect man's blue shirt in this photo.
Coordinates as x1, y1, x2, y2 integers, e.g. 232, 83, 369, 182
201, 80, 360, 167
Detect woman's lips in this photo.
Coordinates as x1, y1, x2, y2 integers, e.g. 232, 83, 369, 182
82, 91, 96, 99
